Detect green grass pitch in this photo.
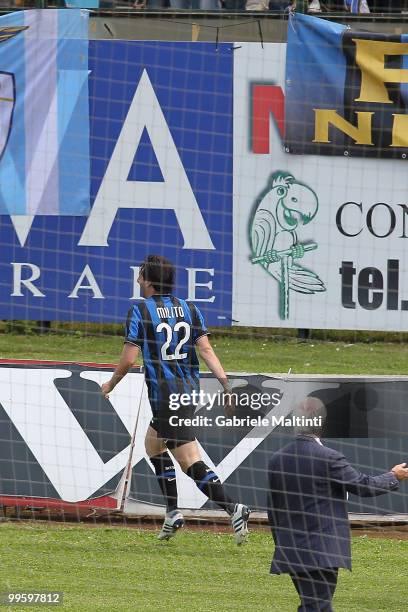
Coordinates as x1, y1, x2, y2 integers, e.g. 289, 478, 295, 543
1, 333, 408, 610
2, 331, 408, 374
1, 523, 408, 612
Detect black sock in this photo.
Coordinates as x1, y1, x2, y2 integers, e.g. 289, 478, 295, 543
150, 452, 178, 513
186, 461, 235, 516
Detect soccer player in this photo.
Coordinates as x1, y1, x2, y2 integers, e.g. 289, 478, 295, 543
101, 254, 250, 544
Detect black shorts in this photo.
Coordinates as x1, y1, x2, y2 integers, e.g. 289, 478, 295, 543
150, 402, 196, 449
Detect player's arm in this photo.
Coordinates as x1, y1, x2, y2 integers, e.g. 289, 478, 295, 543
196, 335, 234, 416
101, 343, 140, 399
196, 335, 230, 390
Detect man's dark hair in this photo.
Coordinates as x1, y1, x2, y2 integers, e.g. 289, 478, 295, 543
140, 255, 175, 293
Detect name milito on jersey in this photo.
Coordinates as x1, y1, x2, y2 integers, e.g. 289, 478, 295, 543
156, 305, 185, 319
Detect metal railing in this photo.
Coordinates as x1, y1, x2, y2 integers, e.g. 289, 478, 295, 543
2, 2, 408, 15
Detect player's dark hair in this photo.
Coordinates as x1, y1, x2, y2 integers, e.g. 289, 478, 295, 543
140, 255, 175, 293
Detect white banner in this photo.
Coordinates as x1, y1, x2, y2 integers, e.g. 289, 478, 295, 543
233, 43, 408, 331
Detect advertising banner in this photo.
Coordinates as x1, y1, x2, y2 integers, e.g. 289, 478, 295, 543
233, 42, 408, 330
0, 15, 407, 331
0, 9, 90, 217
1, 361, 407, 514
1, 37, 233, 325
285, 13, 408, 160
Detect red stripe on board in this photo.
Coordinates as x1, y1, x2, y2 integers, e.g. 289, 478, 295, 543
0, 494, 118, 510
0, 359, 142, 371
0, 359, 72, 365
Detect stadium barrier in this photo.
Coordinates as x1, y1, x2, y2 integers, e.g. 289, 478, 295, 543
1, 359, 407, 517
2, 11, 408, 333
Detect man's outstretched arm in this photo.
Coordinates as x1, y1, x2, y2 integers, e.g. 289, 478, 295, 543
330, 451, 408, 496
101, 343, 140, 399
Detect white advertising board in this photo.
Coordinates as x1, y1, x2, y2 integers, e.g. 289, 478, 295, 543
233, 43, 408, 330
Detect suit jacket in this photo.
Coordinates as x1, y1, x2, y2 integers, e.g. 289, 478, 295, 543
267, 435, 399, 575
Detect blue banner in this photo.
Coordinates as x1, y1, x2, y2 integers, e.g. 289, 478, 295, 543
0, 40, 233, 325
65, 0, 99, 7
285, 13, 408, 159
0, 9, 90, 216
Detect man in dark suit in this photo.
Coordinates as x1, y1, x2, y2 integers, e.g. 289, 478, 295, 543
267, 397, 408, 611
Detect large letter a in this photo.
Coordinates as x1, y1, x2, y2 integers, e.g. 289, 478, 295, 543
79, 69, 215, 249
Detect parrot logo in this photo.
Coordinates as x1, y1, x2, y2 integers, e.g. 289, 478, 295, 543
249, 170, 326, 320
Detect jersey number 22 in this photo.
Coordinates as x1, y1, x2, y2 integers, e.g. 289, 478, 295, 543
156, 322, 191, 361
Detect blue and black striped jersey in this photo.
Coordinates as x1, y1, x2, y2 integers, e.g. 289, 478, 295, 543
124, 295, 209, 413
